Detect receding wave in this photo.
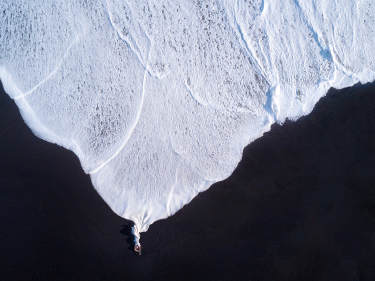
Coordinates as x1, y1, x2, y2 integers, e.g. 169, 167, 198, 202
1, 0, 374, 232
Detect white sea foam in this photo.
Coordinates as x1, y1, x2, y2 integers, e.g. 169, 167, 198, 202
1, 0, 374, 232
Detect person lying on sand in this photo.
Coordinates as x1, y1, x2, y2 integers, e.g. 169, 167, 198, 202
131, 225, 141, 255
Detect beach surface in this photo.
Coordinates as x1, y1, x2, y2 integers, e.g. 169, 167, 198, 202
1, 82, 375, 281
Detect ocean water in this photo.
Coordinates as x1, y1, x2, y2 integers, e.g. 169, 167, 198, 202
1, 0, 374, 232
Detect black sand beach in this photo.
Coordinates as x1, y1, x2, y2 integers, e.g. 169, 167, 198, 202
1, 82, 375, 281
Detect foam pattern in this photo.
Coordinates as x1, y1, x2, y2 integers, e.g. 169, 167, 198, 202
1, 0, 374, 231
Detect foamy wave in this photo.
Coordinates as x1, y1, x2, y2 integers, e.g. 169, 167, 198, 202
1, 0, 374, 231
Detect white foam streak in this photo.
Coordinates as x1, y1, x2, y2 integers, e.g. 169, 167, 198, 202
89, 67, 148, 175
14, 35, 81, 100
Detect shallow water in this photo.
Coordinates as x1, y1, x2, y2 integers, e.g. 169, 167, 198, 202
1, 0, 374, 231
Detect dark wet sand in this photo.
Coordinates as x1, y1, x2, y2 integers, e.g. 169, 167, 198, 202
1, 82, 375, 281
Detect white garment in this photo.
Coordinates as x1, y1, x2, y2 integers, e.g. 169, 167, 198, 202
131, 225, 141, 246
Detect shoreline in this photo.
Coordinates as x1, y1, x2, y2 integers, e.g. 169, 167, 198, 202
1, 82, 375, 280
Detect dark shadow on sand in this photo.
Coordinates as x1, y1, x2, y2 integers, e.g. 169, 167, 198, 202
120, 222, 136, 252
